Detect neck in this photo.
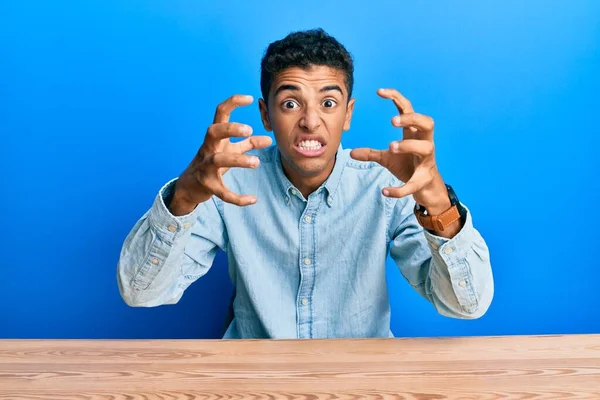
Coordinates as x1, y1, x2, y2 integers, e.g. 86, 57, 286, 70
281, 158, 336, 199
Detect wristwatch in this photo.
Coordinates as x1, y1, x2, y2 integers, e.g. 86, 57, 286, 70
414, 184, 467, 232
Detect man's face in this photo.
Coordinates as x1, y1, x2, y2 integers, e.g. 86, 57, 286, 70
259, 65, 355, 180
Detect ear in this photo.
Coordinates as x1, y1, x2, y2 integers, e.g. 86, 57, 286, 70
343, 98, 355, 131
258, 99, 272, 132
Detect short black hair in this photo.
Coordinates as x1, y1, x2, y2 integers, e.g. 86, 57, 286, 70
260, 28, 354, 103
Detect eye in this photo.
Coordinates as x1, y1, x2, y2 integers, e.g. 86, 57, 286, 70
283, 100, 299, 109
322, 99, 337, 108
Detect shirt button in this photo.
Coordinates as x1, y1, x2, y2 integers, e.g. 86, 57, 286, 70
304, 258, 311, 265
301, 298, 308, 306
459, 281, 466, 287
151, 257, 159, 265
167, 225, 177, 232
291, 189, 297, 196
443, 247, 453, 254
304, 215, 312, 223
327, 197, 333, 205
183, 222, 191, 229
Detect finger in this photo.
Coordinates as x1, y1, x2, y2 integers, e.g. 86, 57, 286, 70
213, 184, 257, 207
234, 135, 274, 153
213, 95, 254, 124
391, 113, 434, 132
382, 179, 425, 199
377, 88, 414, 114
389, 139, 434, 157
207, 123, 253, 142
349, 148, 386, 165
212, 152, 260, 169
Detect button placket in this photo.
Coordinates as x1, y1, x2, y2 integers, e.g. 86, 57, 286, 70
296, 196, 320, 339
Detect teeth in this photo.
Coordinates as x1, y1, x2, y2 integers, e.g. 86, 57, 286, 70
299, 140, 322, 150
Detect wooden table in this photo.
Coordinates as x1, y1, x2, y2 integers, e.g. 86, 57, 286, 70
0, 335, 599, 399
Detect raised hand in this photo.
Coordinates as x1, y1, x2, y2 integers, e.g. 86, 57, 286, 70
171, 95, 273, 215
350, 89, 448, 213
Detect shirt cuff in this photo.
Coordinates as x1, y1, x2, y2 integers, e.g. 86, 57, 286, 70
147, 178, 199, 244
423, 204, 476, 263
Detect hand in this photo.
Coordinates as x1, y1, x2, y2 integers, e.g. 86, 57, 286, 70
171, 95, 273, 215
350, 89, 448, 211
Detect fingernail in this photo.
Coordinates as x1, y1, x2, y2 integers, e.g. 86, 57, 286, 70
382, 189, 390, 196
393, 116, 401, 125
243, 125, 252, 135
250, 197, 257, 204
250, 157, 259, 166
391, 142, 399, 151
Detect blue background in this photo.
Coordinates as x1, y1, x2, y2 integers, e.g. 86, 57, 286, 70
1, 1, 599, 339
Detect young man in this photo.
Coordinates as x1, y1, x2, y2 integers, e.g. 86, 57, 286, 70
117, 29, 494, 339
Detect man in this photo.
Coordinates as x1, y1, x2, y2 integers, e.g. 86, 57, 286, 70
117, 29, 494, 339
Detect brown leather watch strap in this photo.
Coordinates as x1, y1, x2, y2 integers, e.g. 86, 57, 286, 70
414, 203, 462, 232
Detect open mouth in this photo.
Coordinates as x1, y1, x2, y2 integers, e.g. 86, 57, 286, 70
294, 139, 327, 157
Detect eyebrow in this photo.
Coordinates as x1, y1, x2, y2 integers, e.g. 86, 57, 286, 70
273, 84, 300, 97
273, 84, 345, 97
320, 85, 344, 96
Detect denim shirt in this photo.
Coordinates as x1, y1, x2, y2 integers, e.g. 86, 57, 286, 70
117, 145, 494, 339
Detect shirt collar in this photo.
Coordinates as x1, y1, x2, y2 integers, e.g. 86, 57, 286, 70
272, 143, 347, 207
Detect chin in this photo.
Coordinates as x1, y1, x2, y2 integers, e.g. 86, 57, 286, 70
283, 151, 329, 177
293, 160, 329, 177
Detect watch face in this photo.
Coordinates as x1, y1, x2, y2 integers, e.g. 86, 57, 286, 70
445, 184, 458, 204
446, 184, 467, 218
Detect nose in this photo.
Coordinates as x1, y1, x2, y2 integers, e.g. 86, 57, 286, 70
299, 105, 321, 132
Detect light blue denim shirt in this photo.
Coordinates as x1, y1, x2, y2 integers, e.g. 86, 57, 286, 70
117, 145, 494, 339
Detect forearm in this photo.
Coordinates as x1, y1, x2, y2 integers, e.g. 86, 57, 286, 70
413, 176, 462, 239
422, 209, 494, 318
168, 177, 211, 217
169, 194, 197, 217
117, 179, 206, 307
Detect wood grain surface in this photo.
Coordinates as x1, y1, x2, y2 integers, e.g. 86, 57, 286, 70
0, 335, 599, 399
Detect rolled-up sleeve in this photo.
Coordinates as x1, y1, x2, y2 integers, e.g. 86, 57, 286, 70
117, 178, 227, 307
389, 197, 494, 319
